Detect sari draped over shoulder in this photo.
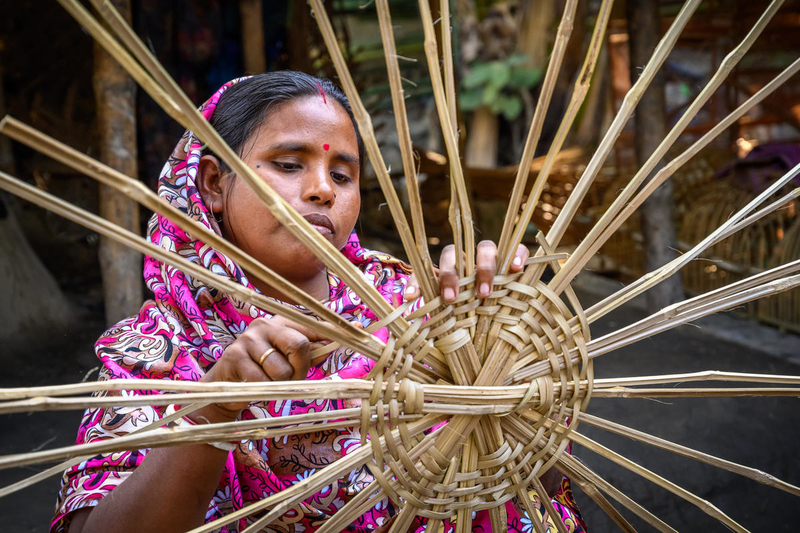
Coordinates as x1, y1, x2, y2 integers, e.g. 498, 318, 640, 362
51, 78, 585, 533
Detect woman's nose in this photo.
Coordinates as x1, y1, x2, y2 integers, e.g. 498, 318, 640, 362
302, 167, 335, 206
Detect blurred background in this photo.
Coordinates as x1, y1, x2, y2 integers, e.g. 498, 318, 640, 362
0, 0, 799, 531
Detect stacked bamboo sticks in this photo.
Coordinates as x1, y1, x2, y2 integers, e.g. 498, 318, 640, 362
0, 0, 798, 531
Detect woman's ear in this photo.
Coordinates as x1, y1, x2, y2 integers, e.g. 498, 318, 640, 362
196, 155, 228, 218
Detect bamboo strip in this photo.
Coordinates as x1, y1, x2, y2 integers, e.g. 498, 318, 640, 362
0, 116, 376, 346
417, 0, 474, 274
593, 371, 800, 388
558, 454, 677, 533
0, 171, 439, 382
374, 0, 437, 301
586, 274, 800, 358
579, 412, 800, 497
0, 410, 370, 470
590, 387, 800, 398
496, 0, 579, 264
583, 57, 800, 322
58, 0, 414, 342
308, 0, 437, 309
569, 431, 749, 532
555, 458, 638, 532
549, 0, 784, 294
501, 0, 614, 273
0, 402, 206, 497
189, 414, 443, 533
544, 0, 702, 250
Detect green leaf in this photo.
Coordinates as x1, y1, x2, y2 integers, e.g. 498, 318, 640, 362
506, 53, 530, 67
486, 61, 512, 89
502, 95, 523, 120
459, 88, 483, 111
482, 83, 502, 106
463, 62, 494, 89
508, 67, 543, 89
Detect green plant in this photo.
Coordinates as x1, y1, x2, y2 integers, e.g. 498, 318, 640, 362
459, 53, 542, 120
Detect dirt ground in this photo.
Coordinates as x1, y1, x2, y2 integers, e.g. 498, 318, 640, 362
0, 284, 798, 532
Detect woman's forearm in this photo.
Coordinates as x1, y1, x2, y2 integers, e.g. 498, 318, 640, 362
69, 407, 233, 533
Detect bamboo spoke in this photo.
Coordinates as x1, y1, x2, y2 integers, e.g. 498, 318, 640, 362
417, 0, 474, 273
544, 0, 702, 250
558, 454, 677, 533
0, 116, 374, 344
231, 416, 444, 533
57, 0, 413, 341
549, 0, 784, 294
374, 0, 438, 301
570, 431, 749, 532
579, 412, 800, 497
0, 171, 445, 382
594, 371, 800, 387
496, 0, 580, 264
502, 0, 614, 273
584, 57, 800, 322
591, 386, 800, 398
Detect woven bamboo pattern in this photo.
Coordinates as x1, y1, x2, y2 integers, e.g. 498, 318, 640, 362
1, 0, 800, 532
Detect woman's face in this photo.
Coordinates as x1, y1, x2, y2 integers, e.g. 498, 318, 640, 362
201, 95, 361, 297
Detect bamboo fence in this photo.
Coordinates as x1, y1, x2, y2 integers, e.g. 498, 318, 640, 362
0, 0, 799, 531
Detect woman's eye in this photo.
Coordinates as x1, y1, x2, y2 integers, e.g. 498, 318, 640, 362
273, 162, 300, 171
331, 172, 352, 183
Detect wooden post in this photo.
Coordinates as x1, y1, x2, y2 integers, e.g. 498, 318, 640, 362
240, 0, 266, 74
92, 0, 142, 326
627, 0, 684, 312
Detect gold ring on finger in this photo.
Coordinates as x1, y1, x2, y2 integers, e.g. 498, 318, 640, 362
258, 347, 277, 366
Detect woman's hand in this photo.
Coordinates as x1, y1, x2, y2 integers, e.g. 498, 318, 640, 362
197, 316, 327, 422
404, 241, 529, 303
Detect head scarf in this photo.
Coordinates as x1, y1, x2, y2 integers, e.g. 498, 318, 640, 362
52, 78, 414, 533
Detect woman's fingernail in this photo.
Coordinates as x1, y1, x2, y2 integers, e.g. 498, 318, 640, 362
480, 283, 490, 296
443, 288, 455, 301
406, 286, 416, 295
513, 257, 522, 267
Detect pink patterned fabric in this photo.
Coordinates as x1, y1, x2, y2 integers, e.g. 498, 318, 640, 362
51, 78, 585, 533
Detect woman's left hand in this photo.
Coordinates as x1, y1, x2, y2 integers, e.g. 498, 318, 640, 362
403, 241, 529, 304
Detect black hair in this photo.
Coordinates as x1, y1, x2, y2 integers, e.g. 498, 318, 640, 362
205, 71, 364, 173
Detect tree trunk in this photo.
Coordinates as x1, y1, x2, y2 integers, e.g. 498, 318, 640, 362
627, 0, 684, 312
240, 0, 266, 74
93, 0, 142, 326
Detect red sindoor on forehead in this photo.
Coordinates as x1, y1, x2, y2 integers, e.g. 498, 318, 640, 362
316, 83, 328, 105
323, 144, 330, 151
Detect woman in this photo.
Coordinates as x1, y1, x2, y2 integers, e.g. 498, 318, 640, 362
53, 72, 586, 533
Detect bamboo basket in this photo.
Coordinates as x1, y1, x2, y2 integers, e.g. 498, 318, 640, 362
0, 1, 799, 532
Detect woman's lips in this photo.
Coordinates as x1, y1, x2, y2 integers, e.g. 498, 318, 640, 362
303, 213, 335, 237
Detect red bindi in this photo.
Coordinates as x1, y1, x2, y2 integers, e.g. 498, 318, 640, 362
323, 143, 330, 151
316, 83, 328, 105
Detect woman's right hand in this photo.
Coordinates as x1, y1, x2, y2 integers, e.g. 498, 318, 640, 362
195, 316, 327, 422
